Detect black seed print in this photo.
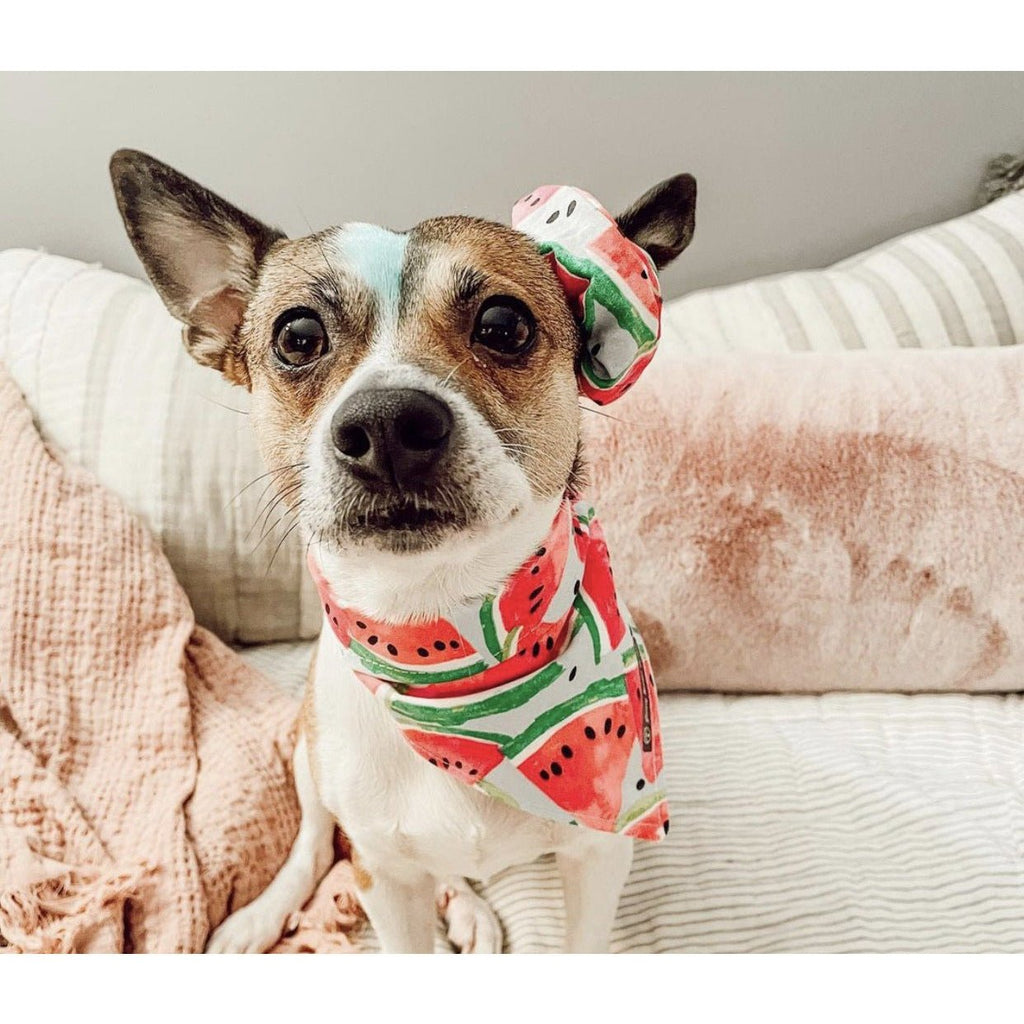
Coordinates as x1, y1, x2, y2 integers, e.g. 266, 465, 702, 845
356, 621, 366, 630
531, 565, 540, 575
546, 210, 559, 224
332, 617, 338, 626
434, 640, 446, 651
536, 547, 546, 557
519, 649, 526, 657
324, 604, 330, 613
417, 648, 429, 657
530, 601, 543, 615
429, 758, 437, 766
546, 636, 554, 651
664, 820, 670, 834
561, 745, 573, 759
455, 761, 462, 769
532, 642, 541, 658
604, 717, 612, 735
450, 640, 460, 649
387, 643, 398, 656
469, 768, 478, 776
442, 758, 450, 767
584, 726, 596, 740
569, 666, 577, 681
641, 268, 648, 279
540, 769, 550, 781
617, 724, 626, 739
567, 199, 577, 216
636, 779, 645, 790
529, 586, 543, 601
530, 196, 541, 206
368, 636, 378, 645
550, 762, 562, 776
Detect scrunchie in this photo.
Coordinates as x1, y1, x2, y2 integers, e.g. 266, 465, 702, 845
513, 185, 662, 405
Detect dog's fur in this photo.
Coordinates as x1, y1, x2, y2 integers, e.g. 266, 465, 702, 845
111, 150, 696, 953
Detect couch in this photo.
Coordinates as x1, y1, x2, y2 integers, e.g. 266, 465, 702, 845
2, 189, 1022, 952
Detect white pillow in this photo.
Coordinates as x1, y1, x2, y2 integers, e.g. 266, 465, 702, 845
0, 249, 322, 644
665, 191, 1024, 354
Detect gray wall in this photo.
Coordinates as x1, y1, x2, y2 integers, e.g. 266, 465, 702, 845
2, 72, 1023, 299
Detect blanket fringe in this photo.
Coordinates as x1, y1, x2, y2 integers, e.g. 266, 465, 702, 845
0, 861, 153, 953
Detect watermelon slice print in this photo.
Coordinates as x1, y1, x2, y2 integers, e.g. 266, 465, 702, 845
518, 697, 635, 828
579, 518, 627, 650
402, 729, 504, 784
497, 500, 574, 628
330, 604, 476, 666
622, 797, 670, 841
588, 222, 661, 322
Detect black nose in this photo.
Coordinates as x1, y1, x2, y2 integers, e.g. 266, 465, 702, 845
331, 388, 453, 489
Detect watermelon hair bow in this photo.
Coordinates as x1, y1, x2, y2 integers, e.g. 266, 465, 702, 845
512, 186, 662, 406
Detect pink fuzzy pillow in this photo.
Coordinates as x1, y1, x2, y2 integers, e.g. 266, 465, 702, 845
587, 343, 1024, 693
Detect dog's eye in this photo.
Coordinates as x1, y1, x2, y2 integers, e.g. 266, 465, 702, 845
273, 309, 328, 367
471, 297, 535, 357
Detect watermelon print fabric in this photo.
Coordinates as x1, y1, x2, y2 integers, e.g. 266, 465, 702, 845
512, 185, 663, 406
309, 498, 669, 842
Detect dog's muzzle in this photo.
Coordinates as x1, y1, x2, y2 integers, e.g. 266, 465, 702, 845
331, 387, 453, 491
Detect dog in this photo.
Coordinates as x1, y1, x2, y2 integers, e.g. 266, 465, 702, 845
110, 150, 696, 953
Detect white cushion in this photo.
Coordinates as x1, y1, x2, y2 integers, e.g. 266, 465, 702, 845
665, 191, 1024, 354
242, 640, 1024, 952
0, 249, 322, 644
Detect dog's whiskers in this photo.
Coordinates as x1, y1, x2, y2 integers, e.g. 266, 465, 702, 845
266, 510, 305, 576
225, 462, 307, 512
248, 479, 304, 544
579, 403, 631, 424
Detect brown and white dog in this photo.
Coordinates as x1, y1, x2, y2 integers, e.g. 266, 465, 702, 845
110, 151, 696, 953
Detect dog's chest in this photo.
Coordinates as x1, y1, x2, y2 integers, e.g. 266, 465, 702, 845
309, 634, 561, 882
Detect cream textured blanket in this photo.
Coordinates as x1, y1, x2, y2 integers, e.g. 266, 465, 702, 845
0, 367, 359, 953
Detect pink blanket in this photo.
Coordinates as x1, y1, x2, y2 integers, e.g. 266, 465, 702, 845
588, 344, 1024, 693
0, 367, 361, 952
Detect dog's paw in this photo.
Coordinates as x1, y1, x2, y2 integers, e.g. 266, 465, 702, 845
206, 903, 290, 954
437, 878, 503, 954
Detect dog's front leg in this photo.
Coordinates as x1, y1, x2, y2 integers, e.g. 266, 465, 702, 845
207, 733, 335, 953
355, 862, 437, 953
556, 833, 633, 953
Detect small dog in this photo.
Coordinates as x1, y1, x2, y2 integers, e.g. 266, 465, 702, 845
111, 151, 696, 953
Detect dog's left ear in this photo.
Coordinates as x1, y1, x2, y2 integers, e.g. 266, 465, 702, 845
616, 173, 697, 270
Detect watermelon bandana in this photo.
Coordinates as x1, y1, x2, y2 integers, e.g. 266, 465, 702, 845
310, 498, 669, 842
512, 185, 662, 405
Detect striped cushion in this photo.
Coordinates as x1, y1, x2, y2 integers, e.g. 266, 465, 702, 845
0, 248, 323, 644
242, 640, 1024, 953
664, 191, 1024, 354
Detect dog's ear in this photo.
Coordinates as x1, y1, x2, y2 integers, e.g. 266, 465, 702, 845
110, 149, 284, 386
616, 173, 697, 270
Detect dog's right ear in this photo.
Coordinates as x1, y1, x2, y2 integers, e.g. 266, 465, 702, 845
110, 149, 284, 386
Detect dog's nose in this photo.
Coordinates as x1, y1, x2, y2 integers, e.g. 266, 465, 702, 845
331, 388, 453, 488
